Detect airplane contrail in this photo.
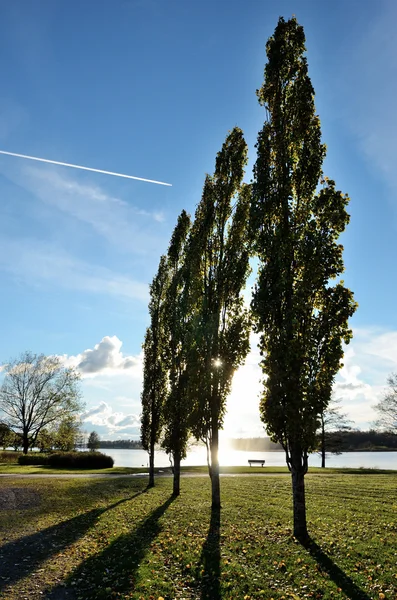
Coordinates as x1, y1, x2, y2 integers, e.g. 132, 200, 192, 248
0, 149, 172, 186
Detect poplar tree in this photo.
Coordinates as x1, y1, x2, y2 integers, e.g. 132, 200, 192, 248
188, 127, 251, 508
141, 255, 169, 487
161, 209, 192, 496
251, 17, 357, 539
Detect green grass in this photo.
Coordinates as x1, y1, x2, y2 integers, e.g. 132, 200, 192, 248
1, 462, 395, 476
0, 473, 396, 599
0, 462, 148, 475
0, 462, 281, 475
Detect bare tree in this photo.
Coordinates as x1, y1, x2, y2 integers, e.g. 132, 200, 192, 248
0, 352, 82, 454
374, 373, 397, 432
318, 398, 352, 467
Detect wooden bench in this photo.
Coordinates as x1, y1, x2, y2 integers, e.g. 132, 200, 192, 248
248, 459, 265, 467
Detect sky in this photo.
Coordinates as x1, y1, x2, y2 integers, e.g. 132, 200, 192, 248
0, 0, 396, 440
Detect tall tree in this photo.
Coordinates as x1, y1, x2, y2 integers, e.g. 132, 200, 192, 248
141, 256, 169, 487
0, 422, 10, 449
36, 428, 56, 453
188, 127, 252, 508
251, 17, 357, 539
87, 430, 100, 452
374, 373, 397, 432
0, 352, 82, 454
56, 416, 83, 451
161, 209, 192, 496
317, 398, 352, 468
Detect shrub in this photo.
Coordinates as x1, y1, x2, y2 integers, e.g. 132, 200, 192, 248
18, 453, 50, 465
0, 451, 22, 464
47, 451, 114, 469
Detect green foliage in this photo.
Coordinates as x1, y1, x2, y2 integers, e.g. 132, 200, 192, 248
48, 451, 113, 469
0, 351, 83, 454
0, 422, 9, 448
141, 256, 170, 484
251, 17, 357, 466
87, 431, 100, 452
18, 453, 50, 465
0, 422, 22, 451
322, 428, 397, 451
161, 210, 192, 464
56, 416, 82, 451
35, 428, 55, 452
98, 439, 143, 449
186, 128, 252, 487
140, 257, 169, 451
0, 450, 21, 463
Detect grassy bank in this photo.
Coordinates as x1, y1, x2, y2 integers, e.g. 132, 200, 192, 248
0, 473, 396, 599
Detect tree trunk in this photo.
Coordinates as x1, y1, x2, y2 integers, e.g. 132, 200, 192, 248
148, 442, 155, 487
23, 434, 29, 455
321, 421, 326, 468
173, 451, 181, 496
210, 424, 221, 508
290, 447, 308, 541
291, 466, 308, 540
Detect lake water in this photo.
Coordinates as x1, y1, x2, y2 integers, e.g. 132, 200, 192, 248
102, 447, 397, 470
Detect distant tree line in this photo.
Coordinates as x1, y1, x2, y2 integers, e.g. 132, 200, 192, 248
99, 439, 143, 449
323, 429, 397, 452
231, 431, 397, 454
0, 417, 86, 453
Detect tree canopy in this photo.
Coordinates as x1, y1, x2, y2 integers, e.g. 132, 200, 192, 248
250, 16, 357, 538
0, 352, 82, 454
161, 209, 192, 496
141, 255, 169, 487
187, 127, 252, 507
88, 431, 100, 452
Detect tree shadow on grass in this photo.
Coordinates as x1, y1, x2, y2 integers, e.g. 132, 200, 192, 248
0, 488, 146, 593
198, 504, 221, 600
301, 537, 372, 600
47, 494, 175, 599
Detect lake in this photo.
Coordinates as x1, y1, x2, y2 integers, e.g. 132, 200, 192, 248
102, 447, 397, 470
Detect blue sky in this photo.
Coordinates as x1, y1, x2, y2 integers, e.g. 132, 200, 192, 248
0, 0, 396, 439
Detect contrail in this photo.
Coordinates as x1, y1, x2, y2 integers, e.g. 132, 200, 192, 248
0, 149, 172, 186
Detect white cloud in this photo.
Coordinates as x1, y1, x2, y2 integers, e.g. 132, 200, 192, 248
0, 238, 149, 301
323, 327, 397, 427
63, 335, 143, 377
81, 401, 140, 435
334, 347, 374, 397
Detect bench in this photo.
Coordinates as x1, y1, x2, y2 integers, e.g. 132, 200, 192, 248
248, 459, 265, 467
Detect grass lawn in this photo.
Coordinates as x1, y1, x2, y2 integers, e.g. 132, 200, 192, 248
0, 473, 396, 600
1, 462, 395, 476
